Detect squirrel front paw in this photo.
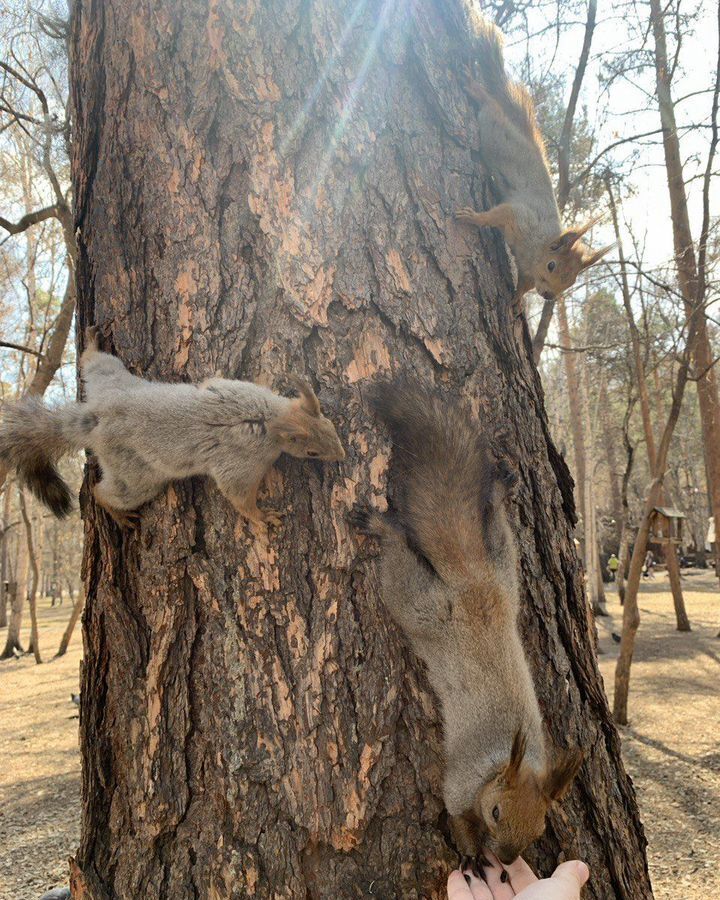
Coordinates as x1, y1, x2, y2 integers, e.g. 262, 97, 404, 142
455, 207, 482, 226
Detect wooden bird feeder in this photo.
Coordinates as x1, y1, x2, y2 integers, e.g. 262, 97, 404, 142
649, 507, 685, 546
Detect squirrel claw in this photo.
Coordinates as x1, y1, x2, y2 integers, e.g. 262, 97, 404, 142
455, 207, 478, 223
347, 503, 373, 533
262, 511, 283, 528
108, 508, 140, 529
460, 855, 488, 881
84, 324, 100, 349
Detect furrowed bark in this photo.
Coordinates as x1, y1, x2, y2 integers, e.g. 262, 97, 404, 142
70, 1, 652, 896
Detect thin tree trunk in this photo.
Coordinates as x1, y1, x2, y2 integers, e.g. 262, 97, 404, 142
606, 176, 690, 630
616, 401, 635, 607
70, 1, 653, 896
614, 316, 698, 723
664, 542, 690, 631
532, 0, 597, 361
0, 486, 11, 628
19, 491, 42, 664
57, 586, 84, 657
1, 499, 29, 658
599, 382, 622, 544
649, 0, 720, 583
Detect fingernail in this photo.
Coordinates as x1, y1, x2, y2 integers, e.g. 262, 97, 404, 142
575, 861, 590, 883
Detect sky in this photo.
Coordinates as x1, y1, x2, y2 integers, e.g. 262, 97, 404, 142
503, 0, 718, 272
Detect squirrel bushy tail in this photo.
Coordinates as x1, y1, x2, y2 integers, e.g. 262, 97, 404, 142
370, 380, 515, 585
0, 399, 95, 517
468, 15, 546, 159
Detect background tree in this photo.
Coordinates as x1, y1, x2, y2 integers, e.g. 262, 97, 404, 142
69, 0, 652, 897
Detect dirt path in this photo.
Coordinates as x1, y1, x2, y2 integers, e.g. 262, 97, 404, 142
0, 599, 82, 900
0, 574, 718, 899
597, 570, 720, 899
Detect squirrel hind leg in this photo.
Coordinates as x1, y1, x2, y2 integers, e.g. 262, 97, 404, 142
92, 483, 141, 529
348, 504, 394, 537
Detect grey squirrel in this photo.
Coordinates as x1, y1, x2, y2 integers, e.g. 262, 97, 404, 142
0, 327, 344, 527
350, 381, 582, 866
455, 16, 612, 302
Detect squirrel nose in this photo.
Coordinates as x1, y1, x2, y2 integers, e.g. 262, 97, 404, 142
542, 291, 554, 300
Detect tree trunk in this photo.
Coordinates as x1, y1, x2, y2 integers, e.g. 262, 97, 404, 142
1, 494, 28, 658
57, 586, 84, 657
0, 486, 11, 628
19, 491, 42, 664
598, 382, 622, 545
663, 542, 690, 631
614, 320, 696, 723
606, 177, 691, 630
70, 1, 652, 897
649, 0, 720, 583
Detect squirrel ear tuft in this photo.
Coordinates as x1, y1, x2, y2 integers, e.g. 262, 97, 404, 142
581, 243, 615, 270
505, 729, 527, 781
551, 215, 604, 252
288, 375, 321, 417
544, 747, 584, 801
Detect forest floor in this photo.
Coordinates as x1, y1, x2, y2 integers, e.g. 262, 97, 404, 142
0, 599, 82, 900
0, 575, 718, 900
597, 569, 720, 900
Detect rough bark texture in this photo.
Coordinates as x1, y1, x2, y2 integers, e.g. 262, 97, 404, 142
70, 1, 652, 897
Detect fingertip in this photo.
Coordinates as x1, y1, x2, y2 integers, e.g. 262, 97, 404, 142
552, 859, 590, 888
575, 860, 590, 884
447, 869, 472, 899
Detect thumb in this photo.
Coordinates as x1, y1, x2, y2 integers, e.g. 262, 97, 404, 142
551, 860, 590, 895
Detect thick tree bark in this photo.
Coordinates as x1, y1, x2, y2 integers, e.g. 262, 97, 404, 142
70, 1, 652, 897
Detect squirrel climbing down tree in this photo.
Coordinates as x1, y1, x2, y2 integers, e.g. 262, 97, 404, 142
455, 16, 612, 302
0, 326, 344, 528
350, 380, 583, 867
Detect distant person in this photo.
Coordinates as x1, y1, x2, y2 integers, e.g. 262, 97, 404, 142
643, 549, 655, 579
607, 553, 619, 582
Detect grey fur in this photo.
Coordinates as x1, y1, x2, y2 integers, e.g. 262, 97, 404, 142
0, 336, 344, 526
351, 382, 581, 863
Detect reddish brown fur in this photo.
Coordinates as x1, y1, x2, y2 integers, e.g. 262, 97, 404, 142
453, 732, 584, 864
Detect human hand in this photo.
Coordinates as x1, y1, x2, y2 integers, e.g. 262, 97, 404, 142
447, 852, 589, 900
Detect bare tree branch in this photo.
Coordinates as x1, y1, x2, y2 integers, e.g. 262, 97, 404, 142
0, 204, 62, 237
0, 341, 44, 358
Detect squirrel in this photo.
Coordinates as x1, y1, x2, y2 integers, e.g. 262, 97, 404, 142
350, 381, 582, 867
0, 327, 345, 528
454, 17, 612, 303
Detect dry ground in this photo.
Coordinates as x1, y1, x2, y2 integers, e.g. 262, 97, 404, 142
0, 574, 718, 899
597, 570, 720, 899
0, 599, 82, 900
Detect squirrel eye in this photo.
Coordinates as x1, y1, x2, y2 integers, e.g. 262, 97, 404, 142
307, 450, 320, 457
547, 260, 556, 272
492, 805, 500, 821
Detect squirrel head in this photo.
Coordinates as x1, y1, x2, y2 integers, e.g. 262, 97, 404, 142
533, 219, 613, 301
451, 731, 583, 865
271, 376, 345, 462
